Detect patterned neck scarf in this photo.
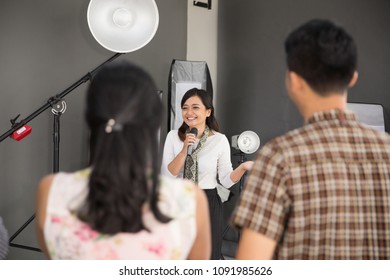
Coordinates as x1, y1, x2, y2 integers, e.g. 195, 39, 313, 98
183, 126, 209, 183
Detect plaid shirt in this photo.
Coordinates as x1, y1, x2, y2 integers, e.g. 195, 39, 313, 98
232, 109, 390, 259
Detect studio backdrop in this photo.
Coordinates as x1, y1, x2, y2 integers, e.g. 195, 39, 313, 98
347, 102, 389, 132
167, 60, 213, 131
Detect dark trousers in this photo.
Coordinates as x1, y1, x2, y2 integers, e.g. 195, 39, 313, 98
204, 188, 222, 260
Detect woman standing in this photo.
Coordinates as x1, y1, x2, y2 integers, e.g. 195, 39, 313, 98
161, 88, 253, 259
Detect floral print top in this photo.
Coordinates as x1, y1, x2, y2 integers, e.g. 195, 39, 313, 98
44, 169, 197, 259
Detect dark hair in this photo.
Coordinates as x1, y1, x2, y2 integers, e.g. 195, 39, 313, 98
80, 61, 170, 234
178, 88, 219, 141
284, 19, 357, 95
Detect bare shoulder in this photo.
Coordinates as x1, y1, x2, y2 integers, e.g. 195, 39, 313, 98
35, 174, 55, 228
38, 174, 55, 194
36, 175, 56, 205
35, 174, 55, 258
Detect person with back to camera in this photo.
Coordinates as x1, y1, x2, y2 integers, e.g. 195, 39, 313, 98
35, 61, 211, 259
232, 19, 390, 259
161, 88, 253, 260
0, 216, 9, 259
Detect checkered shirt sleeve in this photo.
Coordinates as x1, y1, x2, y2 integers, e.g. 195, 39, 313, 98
232, 140, 291, 242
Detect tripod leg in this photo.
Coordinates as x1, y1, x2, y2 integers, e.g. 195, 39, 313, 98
9, 214, 42, 252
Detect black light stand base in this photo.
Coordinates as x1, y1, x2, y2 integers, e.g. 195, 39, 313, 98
221, 151, 247, 259
8, 214, 41, 252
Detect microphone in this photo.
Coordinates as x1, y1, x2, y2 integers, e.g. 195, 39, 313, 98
187, 127, 198, 155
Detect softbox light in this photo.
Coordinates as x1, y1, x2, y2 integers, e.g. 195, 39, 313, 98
168, 60, 213, 130
347, 102, 387, 132
87, 0, 159, 53
232, 130, 260, 154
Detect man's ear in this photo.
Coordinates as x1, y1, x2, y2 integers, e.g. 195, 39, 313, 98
288, 71, 305, 92
348, 71, 358, 88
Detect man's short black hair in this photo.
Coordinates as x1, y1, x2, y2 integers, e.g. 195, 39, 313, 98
285, 19, 357, 95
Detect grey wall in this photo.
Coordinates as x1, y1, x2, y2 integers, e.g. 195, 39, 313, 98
217, 0, 390, 255
0, 0, 187, 259
218, 0, 390, 144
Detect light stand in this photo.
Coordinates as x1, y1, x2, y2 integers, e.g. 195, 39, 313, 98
221, 150, 250, 260
231, 130, 260, 194
222, 151, 247, 230
52, 100, 67, 172
221, 131, 260, 259
236, 151, 247, 193
4, 53, 123, 252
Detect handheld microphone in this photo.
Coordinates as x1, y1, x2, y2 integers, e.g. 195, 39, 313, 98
187, 127, 198, 155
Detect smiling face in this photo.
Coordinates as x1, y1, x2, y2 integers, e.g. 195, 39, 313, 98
181, 95, 211, 130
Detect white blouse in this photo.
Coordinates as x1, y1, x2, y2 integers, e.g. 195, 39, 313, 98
161, 130, 235, 189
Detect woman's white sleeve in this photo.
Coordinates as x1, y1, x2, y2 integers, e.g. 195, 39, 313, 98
217, 135, 235, 188
161, 131, 178, 178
